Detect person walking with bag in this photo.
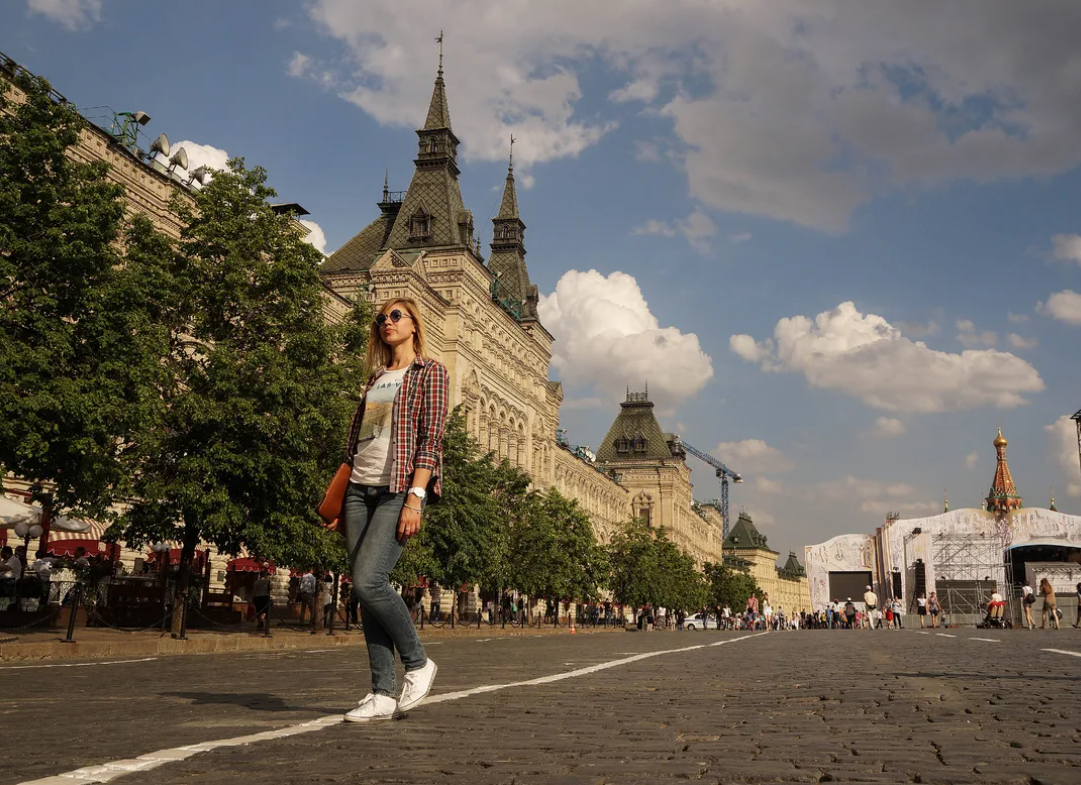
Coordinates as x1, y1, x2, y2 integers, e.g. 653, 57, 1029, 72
1021, 580, 1036, 630
320, 298, 448, 723
1039, 578, 1059, 630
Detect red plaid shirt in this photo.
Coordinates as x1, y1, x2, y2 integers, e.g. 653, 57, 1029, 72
344, 356, 449, 499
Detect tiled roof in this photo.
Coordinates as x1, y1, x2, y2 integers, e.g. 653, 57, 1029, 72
596, 392, 675, 463
322, 214, 393, 273
723, 512, 775, 552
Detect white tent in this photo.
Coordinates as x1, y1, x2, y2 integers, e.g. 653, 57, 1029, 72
0, 495, 92, 532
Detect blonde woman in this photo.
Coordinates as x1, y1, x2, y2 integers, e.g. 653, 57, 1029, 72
1039, 578, 1059, 630
341, 299, 448, 722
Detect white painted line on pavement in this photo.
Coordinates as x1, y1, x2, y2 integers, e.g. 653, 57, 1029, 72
1043, 648, 1081, 658
935, 633, 957, 638
0, 657, 158, 671
17, 633, 767, 785
971, 638, 1000, 643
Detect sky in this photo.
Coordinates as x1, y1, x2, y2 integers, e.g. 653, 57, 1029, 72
4, 0, 1081, 558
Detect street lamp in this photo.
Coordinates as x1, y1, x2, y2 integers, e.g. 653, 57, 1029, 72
13, 520, 44, 552
151, 541, 170, 587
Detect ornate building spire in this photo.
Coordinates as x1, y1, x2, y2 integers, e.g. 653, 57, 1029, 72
944, 489, 949, 513
488, 135, 538, 319
986, 427, 1023, 514
380, 40, 475, 254
1050, 488, 1057, 512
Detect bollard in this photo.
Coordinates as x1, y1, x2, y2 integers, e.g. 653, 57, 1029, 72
419, 607, 424, 630
174, 592, 189, 640
263, 598, 272, 637
327, 574, 339, 637
61, 586, 81, 643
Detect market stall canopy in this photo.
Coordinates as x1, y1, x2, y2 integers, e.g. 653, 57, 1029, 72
227, 557, 275, 574
0, 495, 39, 527
146, 548, 208, 567
48, 519, 116, 557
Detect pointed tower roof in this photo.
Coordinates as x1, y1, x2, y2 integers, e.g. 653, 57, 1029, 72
723, 511, 776, 553
1050, 489, 1057, 512
596, 390, 677, 463
488, 136, 538, 320
424, 32, 452, 131
780, 551, 806, 578
986, 427, 1023, 514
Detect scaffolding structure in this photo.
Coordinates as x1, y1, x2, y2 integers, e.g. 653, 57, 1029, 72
930, 516, 1015, 627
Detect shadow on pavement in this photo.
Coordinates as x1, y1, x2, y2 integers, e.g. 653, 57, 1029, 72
162, 691, 341, 713
894, 671, 1081, 682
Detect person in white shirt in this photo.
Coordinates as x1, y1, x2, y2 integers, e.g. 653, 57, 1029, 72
1, 546, 23, 581
863, 586, 879, 630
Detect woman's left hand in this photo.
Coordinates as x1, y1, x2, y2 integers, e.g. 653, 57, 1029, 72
398, 502, 422, 542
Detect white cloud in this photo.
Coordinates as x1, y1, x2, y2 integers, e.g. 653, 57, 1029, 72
955, 318, 997, 348
755, 477, 783, 494
538, 269, 713, 414
896, 319, 939, 339
862, 416, 905, 439
298, 1, 1081, 232
730, 301, 1044, 412
633, 140, 662, 163
1006, 333, 1038, 350
27, 0, 100, 30
631, 209, 716, 253
1007, 312, 1030, 323
287, 52, 311, 79
748, 509, 777, 527
729, 232, 753, 244
298, 219, 327, 255
1038, 290, 1081, 325
1051, 233, 1081, 268
965, 451, 979, 470
714, 439, 792, 473
812, 476, 924, 513
1044, 416, 1081, 498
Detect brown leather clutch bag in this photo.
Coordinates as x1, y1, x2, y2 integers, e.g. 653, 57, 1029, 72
317, 463, 351, 535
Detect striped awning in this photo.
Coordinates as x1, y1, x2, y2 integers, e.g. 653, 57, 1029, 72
47, 518, 111, 543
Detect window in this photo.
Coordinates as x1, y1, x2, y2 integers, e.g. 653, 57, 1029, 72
615, 437, 629, 453
632, 436, 646, 452
408, 208, 431, 240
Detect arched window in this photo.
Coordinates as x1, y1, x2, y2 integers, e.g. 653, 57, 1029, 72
632, 435, 646, 452
615, 437, 630, 453
408, 208, 431, 240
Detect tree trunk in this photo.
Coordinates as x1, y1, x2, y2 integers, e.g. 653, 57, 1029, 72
171, 527, 199, 637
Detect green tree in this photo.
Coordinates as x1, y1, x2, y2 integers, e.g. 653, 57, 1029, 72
652, 532, 708, 612
605, 520, 660, 611
704, 560, 762, 614
117, 159, 366, 633
0, 71, 166, 516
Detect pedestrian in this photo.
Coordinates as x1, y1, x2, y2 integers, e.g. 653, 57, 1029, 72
1021, 580, 1036, 630
429, 584, 441, 622
843, 598, 856, 629
1039, 578, 1059, 630
928, 591, 941, 628
826, 600, 835, 629
252, 569, 271, 627
862, 585, 878, 630
916, 592, 928, 628
893, 599, 904, 630
338, 298, 446, 723
297, 570, 316, 623
1074, 582, 1081, 629
323, 574, 336, 627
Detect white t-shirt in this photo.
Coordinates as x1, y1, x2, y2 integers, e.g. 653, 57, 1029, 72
350, 367, 408, 486
2, 555, 23, 580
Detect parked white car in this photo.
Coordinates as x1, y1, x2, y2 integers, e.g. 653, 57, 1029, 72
684, 613, 718, 630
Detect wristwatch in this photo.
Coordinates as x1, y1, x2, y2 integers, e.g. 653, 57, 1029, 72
408, 487, 427, 501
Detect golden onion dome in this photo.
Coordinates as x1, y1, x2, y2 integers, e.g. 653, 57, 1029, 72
994, 428, 1007, 448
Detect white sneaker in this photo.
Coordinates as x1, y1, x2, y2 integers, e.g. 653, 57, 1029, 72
398, 659, 438, 711
343, 693, 398, 723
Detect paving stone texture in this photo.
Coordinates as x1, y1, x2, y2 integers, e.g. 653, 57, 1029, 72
1, 628, 1079, 784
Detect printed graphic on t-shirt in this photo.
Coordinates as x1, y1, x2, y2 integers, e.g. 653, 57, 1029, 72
350, 368, 407, 486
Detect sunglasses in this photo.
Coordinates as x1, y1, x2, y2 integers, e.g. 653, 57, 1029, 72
374, 309, 413, 327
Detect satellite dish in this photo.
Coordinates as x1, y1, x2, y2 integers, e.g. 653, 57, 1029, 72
167, 147, 188, 173
186, 165, 209, 186
148, 133, 170, 158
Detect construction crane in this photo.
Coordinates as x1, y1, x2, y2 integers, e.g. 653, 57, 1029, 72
672, 437, 743, 538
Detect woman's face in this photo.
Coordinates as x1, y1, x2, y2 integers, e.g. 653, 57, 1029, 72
379, 302, 417, 351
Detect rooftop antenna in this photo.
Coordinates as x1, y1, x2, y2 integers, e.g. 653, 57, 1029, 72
436, 30, 444, 76
509, 134, 515, 171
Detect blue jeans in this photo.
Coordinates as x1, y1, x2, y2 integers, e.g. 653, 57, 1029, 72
344, 482, 427, 696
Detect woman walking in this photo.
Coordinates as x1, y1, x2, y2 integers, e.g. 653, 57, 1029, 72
340, 298, 448, 722
1021, 580, 1036, 630
1039, 578, 1059, 630
1074, 582, 1081, 629
916, 592, 928, 628
927, 592, 941, 629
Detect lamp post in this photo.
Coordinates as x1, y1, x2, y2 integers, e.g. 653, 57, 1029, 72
150, 541, 170, 588
13, 521, 43, 558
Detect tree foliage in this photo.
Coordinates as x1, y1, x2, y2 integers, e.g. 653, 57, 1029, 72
606, 520, 707, 611
704, 560, 762, 612
0, 71, 166, 515
116, 160, 368, 592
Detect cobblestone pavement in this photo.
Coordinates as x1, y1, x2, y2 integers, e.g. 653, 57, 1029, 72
2, 627, 1080, 785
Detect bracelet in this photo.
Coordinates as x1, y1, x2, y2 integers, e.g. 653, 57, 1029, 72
405, 503, 423, 512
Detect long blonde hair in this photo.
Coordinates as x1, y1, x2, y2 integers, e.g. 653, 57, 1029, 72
364, 297, 427, 376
